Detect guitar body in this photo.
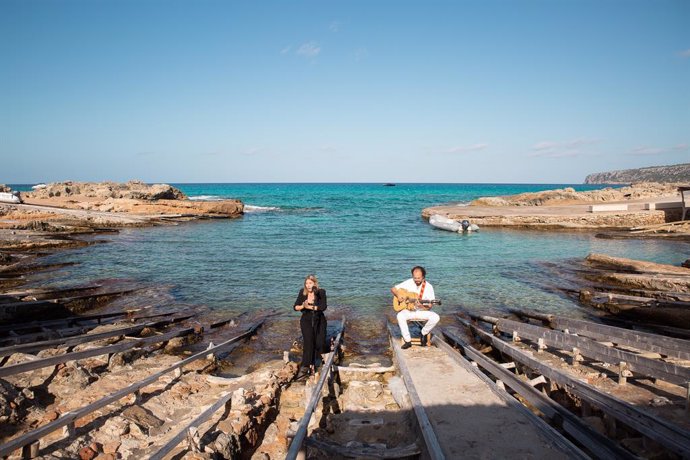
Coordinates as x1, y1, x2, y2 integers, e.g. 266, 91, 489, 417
393, 289, 441, 312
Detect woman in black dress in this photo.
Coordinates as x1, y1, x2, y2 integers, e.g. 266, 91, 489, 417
293, 274, 327, 375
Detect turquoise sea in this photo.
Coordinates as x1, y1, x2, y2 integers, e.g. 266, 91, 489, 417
15, 183, 689, 319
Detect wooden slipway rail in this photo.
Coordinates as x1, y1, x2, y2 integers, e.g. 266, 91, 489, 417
458, 317, 690, 458
0, 323, 196, 378
509, 308, 690, 361
470, 313, 690, 387
286, 319, 345, 460
0, 319, 263, 459
0, 314, 193, 358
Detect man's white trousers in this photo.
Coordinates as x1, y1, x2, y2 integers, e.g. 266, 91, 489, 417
396, 309, 440, 342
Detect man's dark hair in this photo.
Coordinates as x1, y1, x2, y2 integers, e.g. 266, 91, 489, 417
411, 266, 426, 277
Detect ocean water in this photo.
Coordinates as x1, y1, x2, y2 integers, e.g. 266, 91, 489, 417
20, 183, 689, 318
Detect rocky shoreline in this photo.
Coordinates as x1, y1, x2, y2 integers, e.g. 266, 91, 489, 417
423, 182, 690, 236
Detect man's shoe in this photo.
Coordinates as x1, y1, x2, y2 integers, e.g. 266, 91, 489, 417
401, 341, 412, 350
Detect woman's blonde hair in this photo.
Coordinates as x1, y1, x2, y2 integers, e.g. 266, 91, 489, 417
302, 274, 319, 295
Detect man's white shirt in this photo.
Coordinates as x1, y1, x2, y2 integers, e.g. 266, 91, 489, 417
395, 278, 435, 301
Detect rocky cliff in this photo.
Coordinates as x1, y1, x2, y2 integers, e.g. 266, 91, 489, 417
25, 180, 186, 200
584, 163, 690, 184
470, 183, 681, 207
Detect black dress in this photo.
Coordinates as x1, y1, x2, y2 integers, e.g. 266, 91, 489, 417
293, 288, 328, 369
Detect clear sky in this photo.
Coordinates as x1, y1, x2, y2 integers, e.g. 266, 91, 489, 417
2, 0, 689, 184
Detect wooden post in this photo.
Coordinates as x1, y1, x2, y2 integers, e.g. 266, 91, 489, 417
581, 400, 592, 417
21, 441, 39, 459
571, 347, 581, 367
603, 413, 617, 437
186, 427, 200, 453
206, 342, 215, 361
618, 362, 628, 386
62, 422, 75, 439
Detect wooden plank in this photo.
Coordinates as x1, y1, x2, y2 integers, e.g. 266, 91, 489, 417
0, 315, 193, 358
148, 392, 233, 460
0, 310, 134, 333
511, 309, 690, 360
471, 314, 690, 386
440, 329, 634, 460
286, 319, 345, 460
458, 319, 690, 458
0, 310, 177, 346
387, 323, 445, 460
0, 320, 262, 458
0, 326, 196, 378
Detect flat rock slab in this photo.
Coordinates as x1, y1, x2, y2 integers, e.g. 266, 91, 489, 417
401, 346, 569, 459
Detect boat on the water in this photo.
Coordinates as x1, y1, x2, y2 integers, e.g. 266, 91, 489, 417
0, 191, 23, 204
383, 183, 396, 187
429, 214, 479, 233
32, 183, 47, 190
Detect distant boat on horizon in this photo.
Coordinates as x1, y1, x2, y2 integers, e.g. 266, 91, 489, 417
383, 183, 396, 187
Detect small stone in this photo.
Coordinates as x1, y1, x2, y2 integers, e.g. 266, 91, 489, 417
102, 441, 120, 454
650, 396, 672, 407
41, 410, 60, 423
231, 388, 246, 407
78, 446, 97, 460
95, 454, 115, 460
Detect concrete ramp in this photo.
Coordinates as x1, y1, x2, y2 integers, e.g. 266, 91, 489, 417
389, 326, 581, 459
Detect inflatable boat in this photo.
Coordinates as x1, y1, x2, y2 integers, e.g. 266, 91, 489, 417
0, 191, 23, 204
429, 214, 479, 233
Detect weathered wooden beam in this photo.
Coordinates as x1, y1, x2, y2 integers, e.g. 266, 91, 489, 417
0, 319, 262, 458
387, 324, 445, 460
470, 313, 690, 386
0, 315, 193, 358
0, 310, 136, 333
0, 309, 180, 346
440, 328, 634, 460
335, 365, 395, 373
286, 319, 345, 460
458, 318, 690, 458
0, 326, 197, 378
510, 308, 690, 360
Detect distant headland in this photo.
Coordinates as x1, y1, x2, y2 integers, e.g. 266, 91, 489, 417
584, 162, 690, 184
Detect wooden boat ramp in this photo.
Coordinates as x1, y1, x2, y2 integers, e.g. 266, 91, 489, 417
3, 304, 690, 458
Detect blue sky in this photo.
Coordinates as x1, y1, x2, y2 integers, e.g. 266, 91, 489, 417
2, 0, 688, 184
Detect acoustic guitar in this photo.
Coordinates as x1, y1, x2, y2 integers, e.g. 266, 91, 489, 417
393, 289, 442, 312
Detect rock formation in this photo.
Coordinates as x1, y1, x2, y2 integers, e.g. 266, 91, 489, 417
25, 180, 186, 201
584, 163, 690, 184
470, 183, 681, 207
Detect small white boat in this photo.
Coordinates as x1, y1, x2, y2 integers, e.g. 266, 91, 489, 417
0, 191, 23, 204
429, 214, 479, 233
32, 183, 47, 190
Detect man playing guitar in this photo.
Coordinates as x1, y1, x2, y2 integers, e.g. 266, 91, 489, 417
390, 266, 440, 349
